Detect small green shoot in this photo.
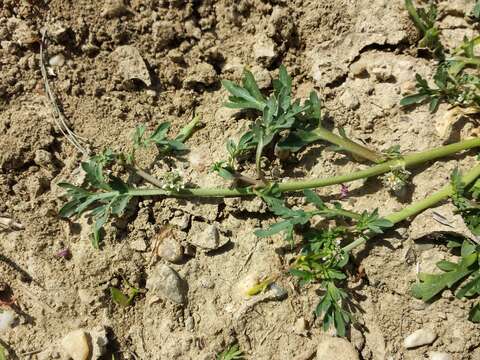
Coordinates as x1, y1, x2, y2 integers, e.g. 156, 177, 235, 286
0, 344, 6, 360
216, 343, 244, 360
451, 168, 480, 236
245, 277, 273, 297
110, 278, 140, 307
221, 66, 323, 178
402, 4, 480, 112
404, 0, 443, 56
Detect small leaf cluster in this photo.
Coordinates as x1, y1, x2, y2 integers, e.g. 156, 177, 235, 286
59, 152, 132, 248
59, 120, 195, 248
130, 119, 199, 163
256, 189, 393, 336
451, 168, 480, 236
402, 4, 480, 112
110, 278, 140, 307
216, 66, 323, 178
412, 239, 480, 323
216, 344, 244, 360
404, 0, 443, 56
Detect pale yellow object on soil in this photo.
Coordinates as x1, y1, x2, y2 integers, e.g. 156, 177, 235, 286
61, 329, 90, 360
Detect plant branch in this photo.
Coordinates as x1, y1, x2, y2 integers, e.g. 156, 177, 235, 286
342, 161, 480, 253
311, 127, 383, 163
127, 137, 480, 198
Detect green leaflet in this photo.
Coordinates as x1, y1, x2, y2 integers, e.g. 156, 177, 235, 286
219, 66, 324, 177
412, 240, 480, 304
216, 344, 244, 360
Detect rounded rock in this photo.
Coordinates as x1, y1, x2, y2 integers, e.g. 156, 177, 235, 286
61, 329, 90, 360
49, 54, 65, 67
404, 328, 437, 349
157, 237, 184, 263
316, 337, 359, 360
429, 352, 452, 360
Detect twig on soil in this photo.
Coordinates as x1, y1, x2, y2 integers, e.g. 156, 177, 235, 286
0, 216, 24, 231
40, 29, 90, 156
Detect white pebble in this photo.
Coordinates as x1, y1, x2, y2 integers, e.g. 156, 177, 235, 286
61, 329, 90, 360
49, 54, 65, 67
404, 328, 437, 349
429, 352, 452, 360
0, 309, 15, 332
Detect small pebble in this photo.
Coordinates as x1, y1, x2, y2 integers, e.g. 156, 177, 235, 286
129, 238, 147, 252
188, 222, 228, 251
404, 328, 437, 349
102, 0, 129, 18
49, 54, 65, 67
146, 264, 187, 304
316, 337, 359, 360
34, 149, 53, 168
0, 309, 15, 332
429, 352, 452, 360
293, 317, 308, 335
90, 326, 109, 359
61, 329, 90, 360
157, 237, 183, 263
340, 88, 360, 110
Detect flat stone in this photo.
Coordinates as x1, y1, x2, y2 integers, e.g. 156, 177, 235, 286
146, 264, 187, 304
316, 337, 359, 360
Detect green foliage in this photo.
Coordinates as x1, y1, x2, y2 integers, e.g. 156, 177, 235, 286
129, 118, 199, 163
216, 344, 244, 360
0, 344, 6, 360
218, 66, 323, 177
59, 119, 197, 248
412, 239, 480, 323
404, 0, 443, 56
59, 153, 132, 248
471, 1, 480, 21
256, 189, 392, 335
451, 169, 480, 236
110, 279, 140, 307
401, 18, 480, 112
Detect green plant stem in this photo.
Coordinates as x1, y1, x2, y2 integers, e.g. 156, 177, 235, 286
128, 138, 480, 198
311, 127, 383, 163
405, 0, 427, 33
342, 162, 480, 253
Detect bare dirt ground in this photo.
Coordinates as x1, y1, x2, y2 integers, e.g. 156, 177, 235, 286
1, 0, 480, 359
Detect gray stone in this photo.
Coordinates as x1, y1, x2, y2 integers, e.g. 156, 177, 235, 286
184, 63, 217, 87
404, 328, 437, 349
340, 88, 360, 110
90, 326, 108, 359
187, 222, 229, 251
157, 237, 183, 263
49, 54, 65, 67
316, 337, 359, 360
146, 264, 187, 304
113, 45, 151, 87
